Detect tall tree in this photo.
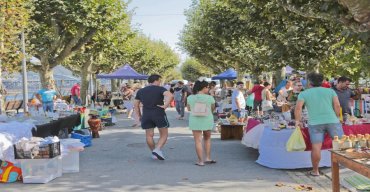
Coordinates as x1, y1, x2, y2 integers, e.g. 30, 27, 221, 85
181, 58, 213, 81
179, 0, 344, 78
28, 0, 128, 87
0, 0, 31, 77
63, 12, 133, 104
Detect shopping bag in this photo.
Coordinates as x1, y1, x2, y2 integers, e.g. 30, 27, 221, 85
262, 100, 273, 111
286, 127, 306, 152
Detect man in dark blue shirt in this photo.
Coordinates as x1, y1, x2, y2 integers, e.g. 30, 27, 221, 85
332, 76, 355, 119
134, 74, 173, 160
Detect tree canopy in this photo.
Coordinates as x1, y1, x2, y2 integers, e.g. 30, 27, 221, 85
179, 0, 370, 81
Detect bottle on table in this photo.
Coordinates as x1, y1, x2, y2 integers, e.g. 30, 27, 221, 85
332, 136, 340, 151
342, 136, 353, 149
359, 135, 367, 148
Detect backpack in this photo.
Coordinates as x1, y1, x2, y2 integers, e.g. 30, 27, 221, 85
191, 96, 208, 116
174, 88, 183, 101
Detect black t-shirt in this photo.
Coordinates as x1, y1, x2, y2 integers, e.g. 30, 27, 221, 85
135, 85, 167, 114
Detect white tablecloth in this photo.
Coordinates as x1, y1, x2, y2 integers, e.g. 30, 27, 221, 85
0, 121, 35, 163
241, 124, 265, 149
256, 128, 331, 169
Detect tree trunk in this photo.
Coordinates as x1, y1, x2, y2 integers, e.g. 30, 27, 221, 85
80, 56, 93, 105
235, 62, 245, 82
274, 67, 285, 88
111, 79, 118, 92
39, 66, 54, 89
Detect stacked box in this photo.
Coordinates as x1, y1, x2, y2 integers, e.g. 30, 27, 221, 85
19, 156, 62, 183
62, 151, 79, 173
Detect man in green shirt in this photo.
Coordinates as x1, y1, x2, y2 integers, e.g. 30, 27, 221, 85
295, 72, 343, 177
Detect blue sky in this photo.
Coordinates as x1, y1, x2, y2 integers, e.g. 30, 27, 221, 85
127, 0, 193, 61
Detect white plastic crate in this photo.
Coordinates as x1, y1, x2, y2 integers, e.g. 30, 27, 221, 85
19, 156, 62, 184
62, 151, 79, 173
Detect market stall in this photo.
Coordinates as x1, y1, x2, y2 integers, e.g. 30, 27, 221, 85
242, 118, 370, 169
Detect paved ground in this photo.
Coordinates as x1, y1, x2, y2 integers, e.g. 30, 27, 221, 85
2, 109, 350, 192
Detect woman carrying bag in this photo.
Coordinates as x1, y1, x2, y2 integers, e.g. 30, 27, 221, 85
187, 80, 217, 166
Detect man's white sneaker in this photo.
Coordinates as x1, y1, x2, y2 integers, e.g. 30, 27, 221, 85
152, 149, 165, 160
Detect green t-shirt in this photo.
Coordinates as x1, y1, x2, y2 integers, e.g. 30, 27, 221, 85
297, 87, 339, 125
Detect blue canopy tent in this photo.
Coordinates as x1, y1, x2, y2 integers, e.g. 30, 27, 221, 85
97, 64, 148, 80
211, 68, 237, 80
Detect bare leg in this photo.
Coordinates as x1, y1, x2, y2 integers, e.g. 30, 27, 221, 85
311, 143, 322, 175
156, 128, 168, 150
145, 129, 155, 151
192, 130, 204, 165
203, 130, 212, 161
127, 109, 133, 118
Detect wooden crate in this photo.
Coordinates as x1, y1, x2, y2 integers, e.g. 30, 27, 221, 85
220, 124, 244, 140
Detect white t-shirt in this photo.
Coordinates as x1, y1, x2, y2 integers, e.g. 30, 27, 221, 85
231, 89, 246, 110
277, 86, 293, 103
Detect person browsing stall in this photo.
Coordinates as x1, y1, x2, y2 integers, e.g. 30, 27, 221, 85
232, 82, 246, 121
247, 80, 264, 116
295, 72, 343, 177
187, 80, 216, 166
134, 74, 173, 160
36, 83, 58, 112
70, 82, 81, 105
287, 81, 304, 119
332, 76, 355, 118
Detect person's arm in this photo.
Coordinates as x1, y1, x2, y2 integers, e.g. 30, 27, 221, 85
266, 90, 271, 101
211, 103, 216, 112
294, 100, 304, 128
333, 96, 341, 120
182, 91, 187, 103
134, 99, 142, 120
158, 91, 173, 109
36, 93, 42, 101
187, 104, 191, 111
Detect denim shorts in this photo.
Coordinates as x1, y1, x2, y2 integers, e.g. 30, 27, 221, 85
232, 110, 245, 119
308, 123, 344, 144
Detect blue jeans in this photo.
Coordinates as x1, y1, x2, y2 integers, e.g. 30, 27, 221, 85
308, 123, 344, 144
43, 101, 54, 112
175, 101, 185, 117
72, 95, 82, 105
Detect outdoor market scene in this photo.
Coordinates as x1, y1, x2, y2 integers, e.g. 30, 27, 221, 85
1, 1, 370, 192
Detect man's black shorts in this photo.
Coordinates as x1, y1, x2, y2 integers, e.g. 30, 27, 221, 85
253, 100, 262, 111
141, 111, 170, 129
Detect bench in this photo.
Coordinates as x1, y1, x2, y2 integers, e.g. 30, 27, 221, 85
5, 100, 23, 113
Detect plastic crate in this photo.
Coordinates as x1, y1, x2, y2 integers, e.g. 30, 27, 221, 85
19, 156, 62, 184
71, 132, 92, 147
14, 142, 61, 159
62, 151, 79, 173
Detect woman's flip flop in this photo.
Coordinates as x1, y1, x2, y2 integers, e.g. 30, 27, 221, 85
194, 162, 205, 166
307, 171, 320, 177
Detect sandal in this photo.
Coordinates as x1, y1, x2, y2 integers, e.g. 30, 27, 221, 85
205, 160, 217, 164
307, 171, 320, 177
194, 162, 205, 166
